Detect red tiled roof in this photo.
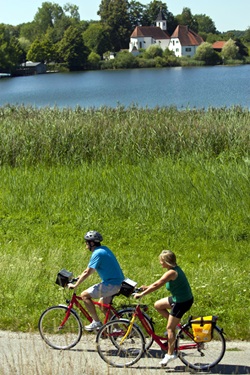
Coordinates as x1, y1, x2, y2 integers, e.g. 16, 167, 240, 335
131, 26, 170, 39
171, 25, 203, 46
212, 41, 226, 49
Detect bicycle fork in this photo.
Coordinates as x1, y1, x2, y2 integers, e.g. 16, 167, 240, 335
120, 315, 136, 345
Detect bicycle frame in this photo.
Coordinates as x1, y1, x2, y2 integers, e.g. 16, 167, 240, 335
59, 292, 120, 329
129, 304, 197, 352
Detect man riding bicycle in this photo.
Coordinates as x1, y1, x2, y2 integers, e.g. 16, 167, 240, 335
68, 230, 124, 331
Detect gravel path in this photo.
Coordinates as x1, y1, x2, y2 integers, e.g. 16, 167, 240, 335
0, 330, 249, 375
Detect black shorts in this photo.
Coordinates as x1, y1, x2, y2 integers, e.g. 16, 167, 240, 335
169, 296, 194, 319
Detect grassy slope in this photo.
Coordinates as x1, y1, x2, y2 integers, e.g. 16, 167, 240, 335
0, 106, 249, 339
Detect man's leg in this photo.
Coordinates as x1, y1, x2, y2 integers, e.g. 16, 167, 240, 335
81, 290, 100, 322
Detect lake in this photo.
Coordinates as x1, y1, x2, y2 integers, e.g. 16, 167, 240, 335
0, 65, 249, 109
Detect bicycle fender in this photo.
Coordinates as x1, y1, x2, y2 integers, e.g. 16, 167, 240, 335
117, 307, 155, 325
215, 325, 226, 336
58, 304, 79, 317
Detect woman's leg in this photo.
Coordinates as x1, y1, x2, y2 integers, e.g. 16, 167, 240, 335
166, 314, 180, 355
154, 297, 171, 320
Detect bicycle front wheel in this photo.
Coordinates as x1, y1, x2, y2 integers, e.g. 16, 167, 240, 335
96, 319, 145, 368
38, 305, 83, 350
177, 325, 226, 371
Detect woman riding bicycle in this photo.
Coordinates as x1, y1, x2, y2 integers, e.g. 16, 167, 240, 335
134, 250, 193, 367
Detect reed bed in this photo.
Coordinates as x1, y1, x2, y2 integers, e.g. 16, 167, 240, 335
0, 105, 249, 340
0, 105, 249, 166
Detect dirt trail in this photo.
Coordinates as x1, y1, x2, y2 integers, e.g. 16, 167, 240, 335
0, 330, 249, 375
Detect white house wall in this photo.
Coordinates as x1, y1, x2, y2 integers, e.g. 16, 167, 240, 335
168, 38, 197, 57
129, 37, 170, 52
169, 38, 181, 56
129, 37, 152, 52
156, 39, 170, 50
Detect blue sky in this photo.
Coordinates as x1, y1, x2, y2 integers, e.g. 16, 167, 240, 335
1, 0, 250, 32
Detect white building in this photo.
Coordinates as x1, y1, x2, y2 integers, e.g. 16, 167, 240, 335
129, 10, 204, 58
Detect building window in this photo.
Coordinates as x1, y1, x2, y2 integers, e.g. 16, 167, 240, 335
185, 48, 192, 52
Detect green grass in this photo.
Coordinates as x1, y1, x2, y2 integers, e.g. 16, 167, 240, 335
0, 105, 249, 340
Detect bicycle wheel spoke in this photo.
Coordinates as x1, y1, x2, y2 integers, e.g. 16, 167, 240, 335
38, 306, 82, 350
96, 319, 145, 367
177, 326, 226, 371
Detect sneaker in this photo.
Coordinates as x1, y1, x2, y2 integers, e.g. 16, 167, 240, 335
159, 353, 177, 367
84, 321, 102, 331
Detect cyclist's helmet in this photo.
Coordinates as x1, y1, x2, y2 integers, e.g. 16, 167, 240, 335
84, 230, 103, 243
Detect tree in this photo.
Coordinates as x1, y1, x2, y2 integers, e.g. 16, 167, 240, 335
234, 38, 249, 58
144, 1, 168, 24
18, 37, 31, 54
195, 14, 217, 34
33, 2, 65, 35
27, 39, 46, 62
129, 1, 147, 29
32, 2, 82, 43
144, 1, 177, 34
0, 24, 23, 73
222, 39, 239, 60
176, 7, 198, 33
113, 50, 137, 68
87, 51, 101, 69
19, 22, 38, 43
195, 42, 222, 65
243, 27, 250, 43
63, 3, 80, 22
98, 0, 132, 51
82, 23, 111, 56
144, 45, 163, 58
57, 25, 88, 70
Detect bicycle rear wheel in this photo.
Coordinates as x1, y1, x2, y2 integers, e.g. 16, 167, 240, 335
38, 305, 83, 350
96, 319, 145, 368
176, 325, 226, 371
114, 308, 154, 350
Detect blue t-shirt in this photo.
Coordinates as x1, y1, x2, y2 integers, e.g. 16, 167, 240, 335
88, 245, 124, 285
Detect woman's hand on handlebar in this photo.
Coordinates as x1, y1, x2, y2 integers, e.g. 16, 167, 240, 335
133, 286, 147, 299
67, 283, 76, 289
133, 292, 143, 299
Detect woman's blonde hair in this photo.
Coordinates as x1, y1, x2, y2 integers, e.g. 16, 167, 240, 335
159, 250, 177, 267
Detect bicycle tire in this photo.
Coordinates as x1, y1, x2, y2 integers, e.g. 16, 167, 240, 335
113, 307, 154, 350
176, 325, 226, 371
96, 319, 145, 368
38, 305, 83, 350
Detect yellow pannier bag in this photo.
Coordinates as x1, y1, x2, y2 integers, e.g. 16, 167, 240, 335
191, 316, 216, 343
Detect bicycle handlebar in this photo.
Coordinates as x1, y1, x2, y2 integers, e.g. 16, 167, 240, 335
132, 287, 143, 296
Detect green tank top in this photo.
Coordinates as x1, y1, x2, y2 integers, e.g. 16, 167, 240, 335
165, 265, 193, 303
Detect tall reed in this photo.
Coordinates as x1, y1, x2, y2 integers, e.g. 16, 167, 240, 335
0, 105, 249, 166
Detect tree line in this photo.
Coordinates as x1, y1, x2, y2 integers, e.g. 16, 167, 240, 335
1, 0, 250, 73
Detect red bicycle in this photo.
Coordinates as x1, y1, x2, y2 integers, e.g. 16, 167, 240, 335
96, 300, 226, 371
38, 277, 154, 350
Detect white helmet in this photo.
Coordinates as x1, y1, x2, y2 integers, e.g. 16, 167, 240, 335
84, 230, 103, 243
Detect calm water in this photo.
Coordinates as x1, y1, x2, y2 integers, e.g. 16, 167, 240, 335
0, 65, 249, 109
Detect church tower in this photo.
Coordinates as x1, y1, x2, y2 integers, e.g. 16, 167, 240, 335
155, 9, 167, 31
